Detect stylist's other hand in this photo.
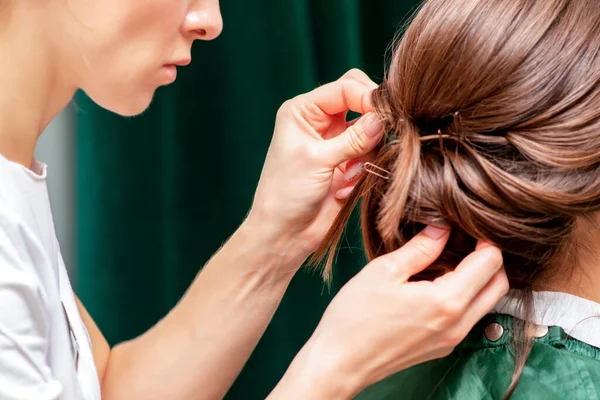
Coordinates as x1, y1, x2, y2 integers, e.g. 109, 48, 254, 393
270, 228, 508, 399
249, 69, 383, 257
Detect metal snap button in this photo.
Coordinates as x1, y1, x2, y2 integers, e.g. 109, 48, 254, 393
484, 322, 504, 342
531, 324, 549, 338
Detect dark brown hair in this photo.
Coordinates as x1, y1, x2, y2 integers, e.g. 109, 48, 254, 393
315, 0, 600, 396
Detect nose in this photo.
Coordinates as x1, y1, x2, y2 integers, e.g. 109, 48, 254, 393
184, 3, 223, 41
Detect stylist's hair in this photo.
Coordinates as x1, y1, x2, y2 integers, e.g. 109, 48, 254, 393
315, 0, 600, 397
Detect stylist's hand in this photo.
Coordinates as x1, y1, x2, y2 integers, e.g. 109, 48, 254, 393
249, 69, 383, 257
269, 228, 508, 400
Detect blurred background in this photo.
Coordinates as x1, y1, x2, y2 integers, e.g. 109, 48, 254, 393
38, 1, 418, 398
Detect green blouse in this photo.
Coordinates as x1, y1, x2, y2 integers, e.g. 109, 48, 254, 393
357, 314, 600, 400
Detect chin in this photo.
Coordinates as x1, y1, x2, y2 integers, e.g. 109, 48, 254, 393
107, 94, 155, 117
87, 87, 156, 117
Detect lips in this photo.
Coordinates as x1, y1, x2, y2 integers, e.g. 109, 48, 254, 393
161, 59, 191, 84
162, 65, 178, 83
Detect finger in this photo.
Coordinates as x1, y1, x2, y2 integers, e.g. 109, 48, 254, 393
318, 112, 384, 167
335, 153, 378, 199
343, 158, 366, 181
335, 185, 355, 200
457, 268, 509, 334
321, 112, 351, 141
327, 114, 362, 141
340, 68, 379, 88
337, 151, 375, 175
301, 71, 377, 117
369, 226, 450, 280
475, 240, 495, 251
434, 244, 504, 303
307, 167, 350, 236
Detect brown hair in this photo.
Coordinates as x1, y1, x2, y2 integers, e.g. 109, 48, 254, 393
314, 0, 600, 396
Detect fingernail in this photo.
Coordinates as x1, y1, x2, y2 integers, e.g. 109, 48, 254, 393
344, 162, 364, 181
423, 225, 449, 240
364, 113, 383, 137
335, 186, 355, 200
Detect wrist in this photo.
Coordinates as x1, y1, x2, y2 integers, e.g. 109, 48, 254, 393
242, 211, 313, 264
270, 337, 363, 400
234, 214, 312, 282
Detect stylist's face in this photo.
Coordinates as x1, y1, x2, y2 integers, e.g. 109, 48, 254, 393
56, 0, 222, 116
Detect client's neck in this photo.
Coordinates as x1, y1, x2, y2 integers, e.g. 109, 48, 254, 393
541, 217, 600, 304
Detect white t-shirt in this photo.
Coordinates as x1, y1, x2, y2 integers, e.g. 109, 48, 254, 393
0, 154, 100, 400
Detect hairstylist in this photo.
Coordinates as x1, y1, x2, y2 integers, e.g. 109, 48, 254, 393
0, 0, 508, 399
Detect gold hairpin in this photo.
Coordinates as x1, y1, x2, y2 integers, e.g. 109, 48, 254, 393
419, 133, 460, 142
364, 162, 392, 180
437, 128, 445, 153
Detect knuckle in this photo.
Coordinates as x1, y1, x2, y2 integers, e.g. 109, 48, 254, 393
343, 68, 367, 82
277, 99, 294, 118
495, 270, 510, 295
446, 331, 465, 347
438, 296, 463, 321
444, 301, 463, 320
500, 277, 510, 295
438, 341, 458, 357
410, 238, 436, 261
339, 80, 352, 109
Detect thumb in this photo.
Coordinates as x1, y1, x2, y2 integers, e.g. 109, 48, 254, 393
320, 112, 384, 168
369, 226, 450, 281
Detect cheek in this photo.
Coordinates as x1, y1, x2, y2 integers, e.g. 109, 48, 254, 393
75, 0, 184, 67
120, 0, 184, 46
73, 0, 185, 114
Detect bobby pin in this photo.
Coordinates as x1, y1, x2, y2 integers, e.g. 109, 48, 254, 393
419, 133, 461, 142
364, 162, 392, 180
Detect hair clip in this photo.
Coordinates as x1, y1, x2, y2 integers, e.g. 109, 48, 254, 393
364, 162, 392, 180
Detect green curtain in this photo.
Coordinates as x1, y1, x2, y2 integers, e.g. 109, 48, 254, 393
75, 1, 417, 398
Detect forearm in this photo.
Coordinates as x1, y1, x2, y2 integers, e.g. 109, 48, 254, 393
101, 217, 308, 400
